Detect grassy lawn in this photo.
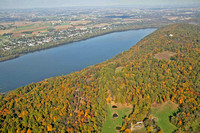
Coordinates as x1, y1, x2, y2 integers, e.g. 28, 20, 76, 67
102, 104, 132, 133
133, 127, 146, 133
152, 101, 178, 133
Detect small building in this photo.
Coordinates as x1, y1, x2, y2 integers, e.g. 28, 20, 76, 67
136, 121, 143, 124
4, 47, 11, 50
28, 43, 35, 47
131, 121, 144, 132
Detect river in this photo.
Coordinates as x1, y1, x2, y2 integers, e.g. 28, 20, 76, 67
0, 28, 156, 92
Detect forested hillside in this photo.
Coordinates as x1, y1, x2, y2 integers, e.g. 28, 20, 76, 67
0, 24, 199, 132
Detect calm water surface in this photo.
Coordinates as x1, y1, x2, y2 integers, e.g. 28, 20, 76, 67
0, 29, 156, 92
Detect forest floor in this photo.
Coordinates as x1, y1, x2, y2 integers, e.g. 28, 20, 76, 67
152, 101, 178, 133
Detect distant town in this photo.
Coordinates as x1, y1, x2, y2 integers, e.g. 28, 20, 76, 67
0, 7, 200, 61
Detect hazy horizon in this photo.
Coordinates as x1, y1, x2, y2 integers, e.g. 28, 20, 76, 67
0, 0, 200, 9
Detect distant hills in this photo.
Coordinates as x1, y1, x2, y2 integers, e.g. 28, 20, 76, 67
0, 24, 199, 132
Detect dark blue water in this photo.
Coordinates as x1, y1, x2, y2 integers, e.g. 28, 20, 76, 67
0, 29, 156, 92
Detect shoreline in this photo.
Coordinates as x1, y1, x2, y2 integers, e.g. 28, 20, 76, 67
0, 26, 158, 94
0, 25, 160, 63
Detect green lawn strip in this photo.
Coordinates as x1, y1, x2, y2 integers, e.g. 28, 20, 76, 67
102, 104, 132, 133
14, 23, 51, 32
152, 102, 178, 133
61, 22, 71, 25
35, 26, 54, 32
15, 24, 40, 32
16, 24, 35, 30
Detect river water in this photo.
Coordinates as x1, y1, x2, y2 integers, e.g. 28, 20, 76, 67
0, 29, 156, 92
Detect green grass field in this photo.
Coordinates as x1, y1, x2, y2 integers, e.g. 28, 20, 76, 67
152, 101, 178, 133
35, 26, 54, 32
17, 24, 35, 30
102, 104, 132, 133
133, 127, 146, 133
61, 22, 71, 25
14, 23, 52, 32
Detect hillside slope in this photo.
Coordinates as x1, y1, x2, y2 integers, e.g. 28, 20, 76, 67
0, 24, 200, 132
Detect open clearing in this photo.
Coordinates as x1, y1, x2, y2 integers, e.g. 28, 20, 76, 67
132, 127, 146, 133
102, 104, 132, 133
154, 51, 177, 60
152, 101, 178, 133
115, 66, 124, 73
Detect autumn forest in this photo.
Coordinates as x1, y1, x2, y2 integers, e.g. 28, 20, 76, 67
0, 24, 200, 132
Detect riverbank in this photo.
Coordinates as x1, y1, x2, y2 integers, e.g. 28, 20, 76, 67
0, 28, 156, 93
0, 24, 162, 62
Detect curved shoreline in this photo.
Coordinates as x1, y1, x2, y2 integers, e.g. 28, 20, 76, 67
0, 25, 159, 62
0, 27, 157, 94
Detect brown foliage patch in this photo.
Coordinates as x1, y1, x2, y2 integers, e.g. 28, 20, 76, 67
152, 101, 178, 110
154, 51, 177, 60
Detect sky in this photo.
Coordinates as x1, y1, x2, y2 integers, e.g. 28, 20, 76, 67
0, 0, 200, 9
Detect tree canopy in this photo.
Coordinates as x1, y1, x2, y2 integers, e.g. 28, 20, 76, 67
0, 24, 200, 132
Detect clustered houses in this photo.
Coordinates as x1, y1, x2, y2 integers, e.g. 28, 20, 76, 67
1, 26, 112, 51
1, 7, 199, 55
